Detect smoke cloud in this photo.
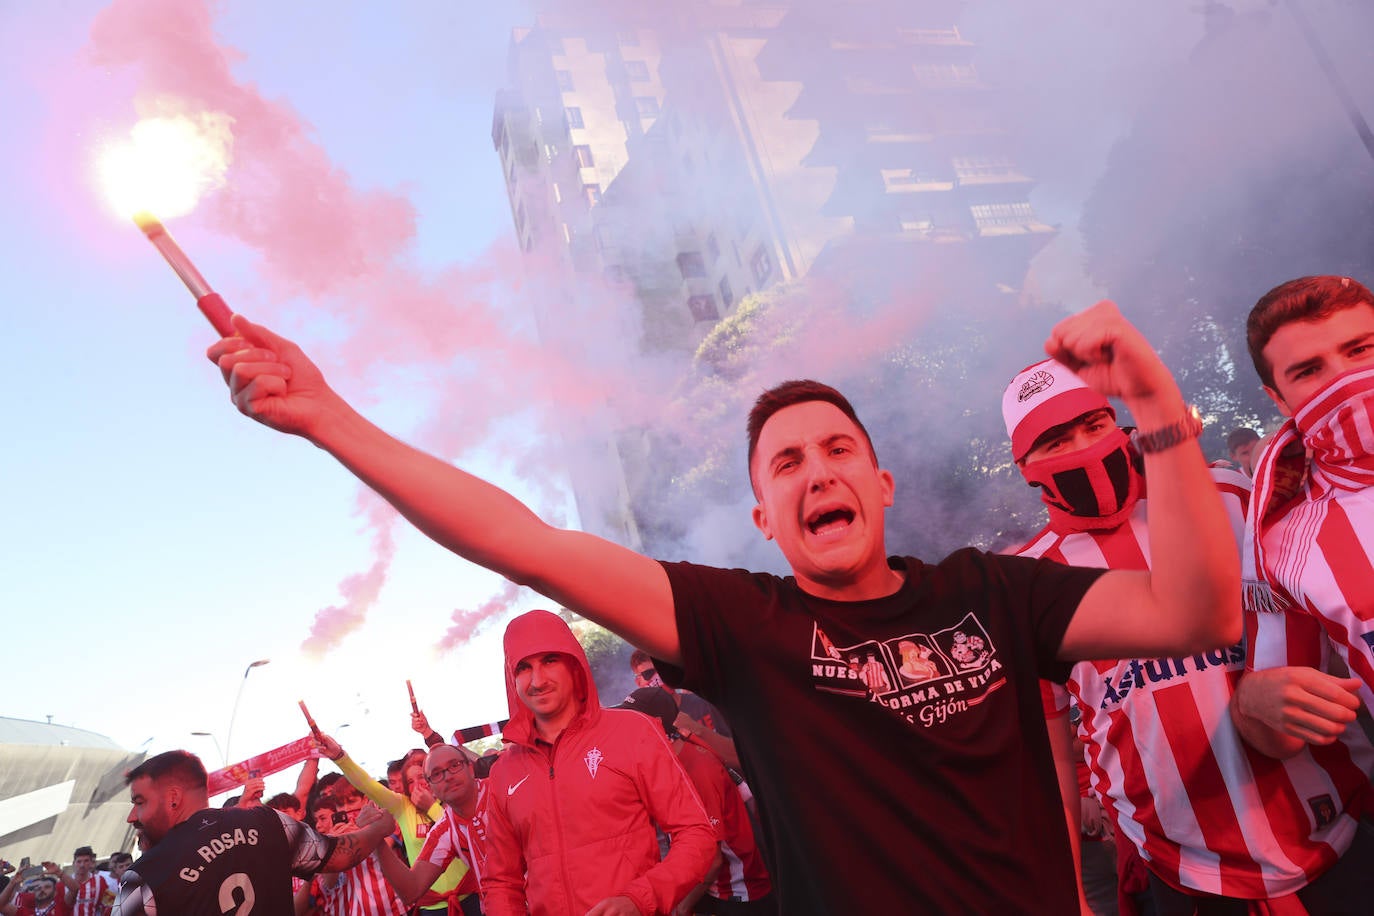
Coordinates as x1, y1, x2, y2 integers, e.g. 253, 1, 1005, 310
77, 0, 1374, 653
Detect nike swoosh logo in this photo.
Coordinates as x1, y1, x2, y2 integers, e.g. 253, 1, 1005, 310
507, 775, 530, 796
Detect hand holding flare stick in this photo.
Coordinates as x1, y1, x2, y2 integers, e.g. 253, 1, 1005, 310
298, 700, 324, 742
406, 679, 419, 714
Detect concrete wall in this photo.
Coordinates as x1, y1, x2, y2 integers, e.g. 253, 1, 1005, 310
0, 744, 145, 865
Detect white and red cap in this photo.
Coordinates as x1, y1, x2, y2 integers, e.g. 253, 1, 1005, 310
1002, 358, 1114, 461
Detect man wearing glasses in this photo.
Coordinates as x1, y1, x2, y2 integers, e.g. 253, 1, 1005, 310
316, 733, 468, 915
377, 745, 487, 916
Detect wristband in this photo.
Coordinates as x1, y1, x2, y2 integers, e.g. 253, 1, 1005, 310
1134, 405, 1203, 454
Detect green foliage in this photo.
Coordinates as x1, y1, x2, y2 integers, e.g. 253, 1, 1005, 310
1079, 9, 1374, 449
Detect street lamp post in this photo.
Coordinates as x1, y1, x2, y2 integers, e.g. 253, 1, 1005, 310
224, 658, 271, 765
190, 731, 226, 766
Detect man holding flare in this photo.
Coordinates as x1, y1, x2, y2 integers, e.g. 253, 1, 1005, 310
205, 300, 1240, 913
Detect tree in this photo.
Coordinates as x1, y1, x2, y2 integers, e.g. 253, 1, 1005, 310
1080, 4, 1374, 447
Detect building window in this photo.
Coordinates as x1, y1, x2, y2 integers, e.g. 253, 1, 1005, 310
952, 155, 1018, 183
566, 107, 584, 129
555, 69, 574, 91
574, 145, 595, 168
705, 233, 721, 263
750, 245, 774, 286
677, 251, 707, 279
584, 184, 602, 205
625, 60, 650, 82
634, 96, 660, 118
970, 202, 1035, 228
718, 275, 734, 311
687, 294, 720, 322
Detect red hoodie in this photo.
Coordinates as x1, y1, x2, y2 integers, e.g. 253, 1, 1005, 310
480, 610, 716, 916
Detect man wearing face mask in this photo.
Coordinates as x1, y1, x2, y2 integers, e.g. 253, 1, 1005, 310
1234, 278, 1374, 756
1004, 357, 1374, 914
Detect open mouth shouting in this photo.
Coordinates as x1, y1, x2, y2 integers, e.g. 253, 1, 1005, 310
807, 504, 855, 539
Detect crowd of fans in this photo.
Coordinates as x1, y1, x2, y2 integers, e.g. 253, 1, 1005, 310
11, 275, 1374, 914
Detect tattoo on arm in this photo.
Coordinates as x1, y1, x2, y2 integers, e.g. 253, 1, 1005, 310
324, 831, 381, 873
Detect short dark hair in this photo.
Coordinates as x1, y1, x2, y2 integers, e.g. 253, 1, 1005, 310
629, 649, 652, 670
266, 792, 301, 812
316, 772, 345, 793
109, 853, 134, 866
126, 750, 208, 791
74, 846, 96, 859
746, 380, 876, 490
386, 759, 406, 776
311, 795, 340, 818
1225, 427, 1259, 452
1246, 276, 1374, 389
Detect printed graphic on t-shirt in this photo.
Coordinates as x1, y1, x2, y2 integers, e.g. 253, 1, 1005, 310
811, 612, 1005, 727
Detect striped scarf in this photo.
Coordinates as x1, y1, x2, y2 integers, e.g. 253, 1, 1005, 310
1243, 365, 1374, 613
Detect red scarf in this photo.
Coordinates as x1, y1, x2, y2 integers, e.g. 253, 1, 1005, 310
1243, 365, 1374, 613
1021, 428, 1145, 534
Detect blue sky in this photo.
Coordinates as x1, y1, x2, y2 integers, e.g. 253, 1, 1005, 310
1, 0, 544, 784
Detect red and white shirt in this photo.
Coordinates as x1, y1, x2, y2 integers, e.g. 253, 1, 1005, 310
416, 785, 488, 900
71, 874, 115, 916
1249, 484, 1374, 713
318, 852, 406, 916
1026, 471, 1374, 898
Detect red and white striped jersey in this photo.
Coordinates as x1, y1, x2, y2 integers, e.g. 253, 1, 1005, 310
72, 873, 115, 916
417, 785, 488, 898
322, 852, 406, 916
1249, 484, 1374, 714
1023, 471, 1374, 898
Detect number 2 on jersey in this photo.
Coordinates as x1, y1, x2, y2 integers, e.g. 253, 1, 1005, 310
218, 873, 254, 915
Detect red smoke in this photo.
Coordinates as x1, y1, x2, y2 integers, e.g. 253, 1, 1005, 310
83, 0, 594, 653
80, 0, 942, 655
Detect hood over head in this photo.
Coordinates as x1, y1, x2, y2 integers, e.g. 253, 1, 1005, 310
501, 609, 601, 747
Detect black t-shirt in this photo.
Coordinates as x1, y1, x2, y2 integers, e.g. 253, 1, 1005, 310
657, 549, 1106, 915
117, 806, 334, 915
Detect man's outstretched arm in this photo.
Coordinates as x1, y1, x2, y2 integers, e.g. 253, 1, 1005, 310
208, 316, 681, 664
1049, 302, 1241, 660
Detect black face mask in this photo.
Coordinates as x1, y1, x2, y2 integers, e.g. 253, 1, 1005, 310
1021, 428, 1143, 532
